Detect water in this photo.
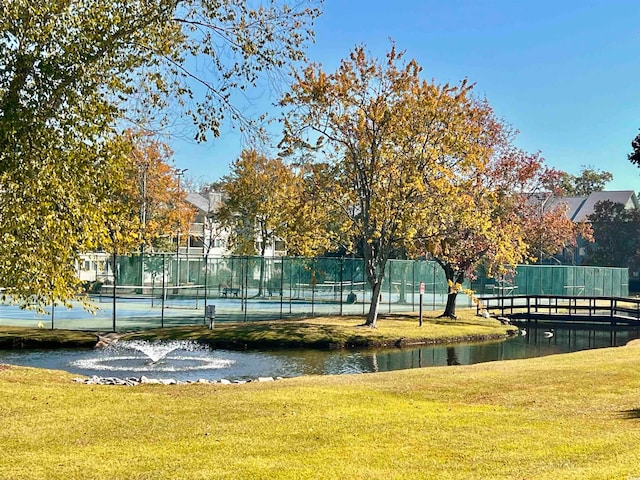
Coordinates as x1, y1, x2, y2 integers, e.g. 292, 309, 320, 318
0, 324, 638, 382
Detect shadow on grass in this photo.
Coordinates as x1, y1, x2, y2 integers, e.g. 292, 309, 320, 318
620, 408, 640, 419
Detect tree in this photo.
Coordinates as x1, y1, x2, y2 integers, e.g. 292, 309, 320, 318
418, 144, 594, 317
0, 1, 320, 308
280, 45, 507, 326
584, 200, 640, 270
127, 130, 195, 253
418, 146, 570, 317
0, 133, 121, 308
218, 149, 298, 295
520, 195, 592, 265
546, 166, 613, 196
629, 129, 640, 167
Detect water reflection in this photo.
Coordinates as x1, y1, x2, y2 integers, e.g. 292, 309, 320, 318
447, 347, 461, 366
0, 324, 638, 381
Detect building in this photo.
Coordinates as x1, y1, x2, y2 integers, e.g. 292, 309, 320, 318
185, 191, 287, 258
540, 190, 640, 265
185, 191, 229, 258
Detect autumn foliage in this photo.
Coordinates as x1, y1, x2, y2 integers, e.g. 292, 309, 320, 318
277, 44, 588, 322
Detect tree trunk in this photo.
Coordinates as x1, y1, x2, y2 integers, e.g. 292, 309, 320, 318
439, 263, 465, 318
442, 290, 458, 318
257, 240, 267, 297
363, 280, 383, 327
397, 262, 410, 304
257, 256, 265, 297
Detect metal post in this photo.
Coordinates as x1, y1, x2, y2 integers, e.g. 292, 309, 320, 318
289, 259, 293, 314
311, 258, 316, 317
279, 256, 284, 319
388, 261, 392, 314
339, 257, 344, 316
112, 251, 117, 332
239, 257, 244, 312
419, 282, 424, 327
203, 255, 208, 324
161, 254, 166, 328
243, 257, 249, 322
206, 304, 216, 329
362, 259, 366, 315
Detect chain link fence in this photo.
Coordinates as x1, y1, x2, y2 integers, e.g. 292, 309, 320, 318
1, 254, 628, 330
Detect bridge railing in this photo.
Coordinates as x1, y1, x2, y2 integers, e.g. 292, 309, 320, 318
478, 294, 640, 323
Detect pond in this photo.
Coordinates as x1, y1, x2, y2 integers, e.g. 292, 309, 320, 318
0, 324, 638, 382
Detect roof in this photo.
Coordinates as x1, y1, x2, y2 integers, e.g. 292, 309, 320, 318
186, 192, 210, 213
527, 190, 639, 222
545, 196, 587, 221
571, 190, 639, 222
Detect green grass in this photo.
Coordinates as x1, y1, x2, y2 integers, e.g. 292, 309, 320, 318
122, 311, 515, 349
1, 312, 639, 479
0, 310, 514, 351
0, 326, 97, 349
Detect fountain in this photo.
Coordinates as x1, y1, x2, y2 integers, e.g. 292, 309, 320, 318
69, 340, 235, 378
121, 339, 190, 363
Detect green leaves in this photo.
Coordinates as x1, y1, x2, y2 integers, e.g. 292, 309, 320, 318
0, 0, 320, 309
280, 43, 559, 321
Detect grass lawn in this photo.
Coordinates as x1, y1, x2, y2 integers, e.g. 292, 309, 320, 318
122, 311, 516, 349
1, 312, 639, 479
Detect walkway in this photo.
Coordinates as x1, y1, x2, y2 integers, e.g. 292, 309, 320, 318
479, 294, 640, 325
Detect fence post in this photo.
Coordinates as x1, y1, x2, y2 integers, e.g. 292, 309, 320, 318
161, 253, 166, 328
112, 251, 117, 332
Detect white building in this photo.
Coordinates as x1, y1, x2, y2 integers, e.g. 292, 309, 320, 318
185, 191, 230, 258
185, 191, 287, 258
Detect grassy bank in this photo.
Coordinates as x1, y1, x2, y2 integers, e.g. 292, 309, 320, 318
123, 312, 515, 349
1, 343, 640, 479
0, 310, 515, 350
0, 327, 97, 349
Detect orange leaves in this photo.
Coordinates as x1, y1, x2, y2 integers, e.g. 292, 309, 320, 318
280, 41, 568, 321
221, 149, 311, 256
102, 129, 195, 253
518, 195, 593, 263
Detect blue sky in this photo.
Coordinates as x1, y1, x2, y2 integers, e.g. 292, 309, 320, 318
170, 0, 640, 192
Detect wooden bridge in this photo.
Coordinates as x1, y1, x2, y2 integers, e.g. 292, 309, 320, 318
478, 294, 640, 325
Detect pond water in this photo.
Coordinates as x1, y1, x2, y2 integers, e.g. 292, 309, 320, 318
0, 324, 638, 382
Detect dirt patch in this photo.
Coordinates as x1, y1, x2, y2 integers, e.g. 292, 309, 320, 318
625, 339, 640, 347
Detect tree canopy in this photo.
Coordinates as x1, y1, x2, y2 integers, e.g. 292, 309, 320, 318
218, 149, 294, 257
546, 166, 613, 196
0, 0, 320, 307
279, 44, 591, 322
629, 129, 640, 167
280, 44, 559, 323
126, 131, 195, 253
585, 200, 640, 272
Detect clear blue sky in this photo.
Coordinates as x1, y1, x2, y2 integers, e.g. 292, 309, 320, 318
171, 0, 640, 192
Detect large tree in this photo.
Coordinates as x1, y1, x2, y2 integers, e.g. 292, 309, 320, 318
126, 130, 195, 253
520, 195, 592, 265
280, 45, 505, 326
0, 0, 320, 307
419, 147, 544, 317
218, 149, 299, 295
584, 200, 640, 271
545, 166, 613, 196
219, 150, 291, 256
422, 147, 592, 317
